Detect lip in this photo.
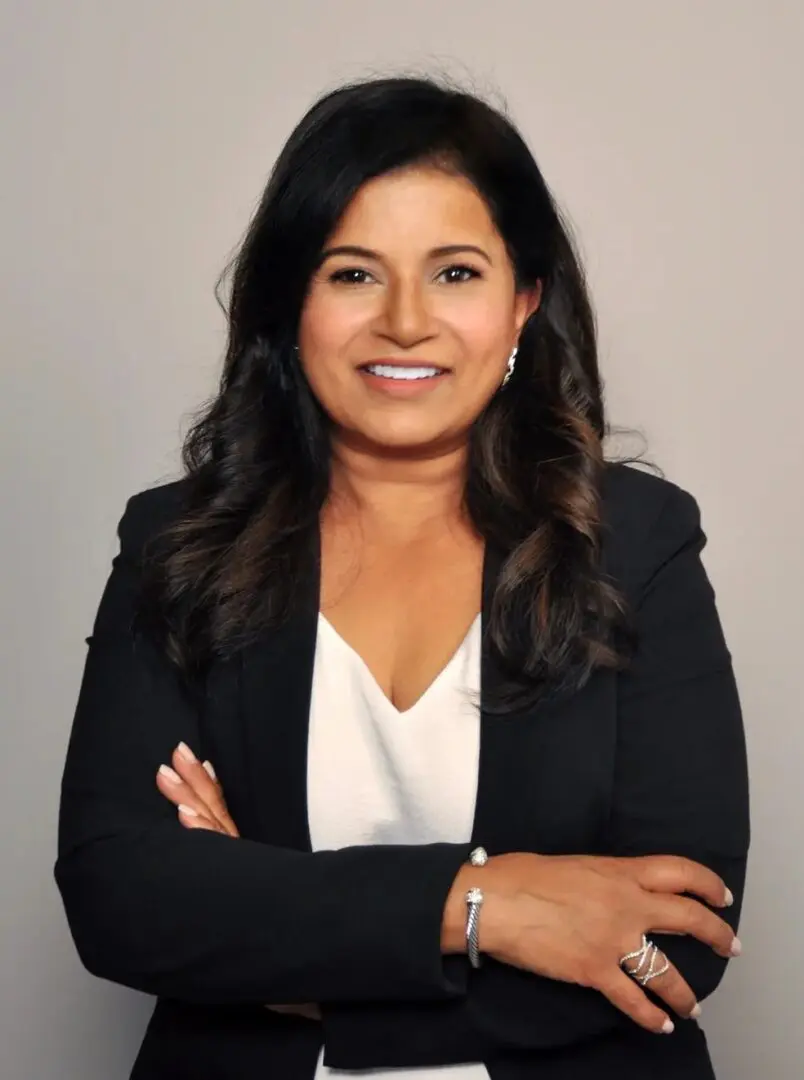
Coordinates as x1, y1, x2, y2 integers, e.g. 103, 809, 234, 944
358, 358, 451, 372
357, 360, 450, 398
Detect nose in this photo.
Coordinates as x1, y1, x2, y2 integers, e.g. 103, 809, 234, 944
376, 277, 435, 347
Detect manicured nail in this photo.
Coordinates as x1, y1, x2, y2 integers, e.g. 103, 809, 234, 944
202, 760, 217, 781
661, 1018, 675, 1035
730, 937, 742, 957
158, 764, 182, 784
723, 888, 734, 907
177, 741, 197, 763
690, 1003, 702, 1019
177, 803, 198, 817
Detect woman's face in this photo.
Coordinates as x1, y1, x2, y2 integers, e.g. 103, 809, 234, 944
297, 166, 541, 455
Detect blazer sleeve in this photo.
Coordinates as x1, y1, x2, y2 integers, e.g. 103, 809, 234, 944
606, 483, 750, 1001
54, 491, 473, 1007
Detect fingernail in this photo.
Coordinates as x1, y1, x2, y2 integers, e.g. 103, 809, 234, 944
177, 803, 198, 817
723, 888, 734, 907
730, 937, 742, 957
158, 764, 182, 784
202, 760, 217, 781
177, 741, 197, 763
662, 1019, 675, 1035
690, 1003, 702, 1019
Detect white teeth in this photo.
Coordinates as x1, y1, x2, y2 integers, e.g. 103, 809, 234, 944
365, 364, 442, 380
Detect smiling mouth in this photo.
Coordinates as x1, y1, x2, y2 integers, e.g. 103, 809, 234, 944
359, 363, 448, 381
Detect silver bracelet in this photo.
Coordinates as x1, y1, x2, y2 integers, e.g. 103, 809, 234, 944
465, 887, 484, 967
465, 847, 488, 968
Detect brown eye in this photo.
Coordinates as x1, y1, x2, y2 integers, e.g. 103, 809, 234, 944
329, 267, 374, 285
438, 265, 482, 284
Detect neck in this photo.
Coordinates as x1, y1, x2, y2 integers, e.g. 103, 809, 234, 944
326, 435, 471, 540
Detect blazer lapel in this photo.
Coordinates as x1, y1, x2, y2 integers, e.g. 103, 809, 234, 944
472, 543, 616, 858
472, 543, 565, 857
471, 541, 520, 855
237, 527, 320, 851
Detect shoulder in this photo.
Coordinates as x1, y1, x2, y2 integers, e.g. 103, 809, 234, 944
600, 462, 705, 595
116, 476, 193, 560
600, 461, 700, 538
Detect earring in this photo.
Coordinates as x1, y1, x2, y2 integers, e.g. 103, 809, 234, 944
502, 345, 518, 386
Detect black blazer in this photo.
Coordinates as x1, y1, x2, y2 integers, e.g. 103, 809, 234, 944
55, 463, 750, 1080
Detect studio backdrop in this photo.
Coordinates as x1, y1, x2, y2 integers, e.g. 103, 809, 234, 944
1, 2, 802, 1078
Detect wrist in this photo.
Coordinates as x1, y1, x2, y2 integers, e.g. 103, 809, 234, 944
441, 851, 545, 959
441, 856, 499, 956
441, 863, 474, 953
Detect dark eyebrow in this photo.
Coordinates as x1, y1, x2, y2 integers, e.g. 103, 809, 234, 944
317, 243, 493, 267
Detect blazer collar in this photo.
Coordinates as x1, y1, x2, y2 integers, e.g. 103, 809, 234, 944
238, 532, 531, 854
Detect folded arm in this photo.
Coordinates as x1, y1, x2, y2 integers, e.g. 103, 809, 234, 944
412, 482, 750, 1054
55, 492, 474, 1007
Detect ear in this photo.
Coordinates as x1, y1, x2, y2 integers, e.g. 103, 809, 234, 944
513, 281, 543, 336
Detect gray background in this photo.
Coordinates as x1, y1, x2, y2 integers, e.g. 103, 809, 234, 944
2, 1, 802, 1077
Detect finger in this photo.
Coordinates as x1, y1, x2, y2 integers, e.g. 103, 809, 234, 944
157, 756, 239, 839
650, 895, 740, 959
171, 743, 239, 837
596, 968, 675, 1035
617, 936, 699, 1020
176, 804, 225, 833
636, 953, 701, 1021
156, 764, 212, 820
630, 855, 732, 909
172, 743, 238, 835
200, 761, 240, 838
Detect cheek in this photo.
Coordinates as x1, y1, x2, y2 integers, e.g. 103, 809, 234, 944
299, 291, 370, 353
295, 299, 363, 416
441, 293, 515, 357
296, 300, 354, 403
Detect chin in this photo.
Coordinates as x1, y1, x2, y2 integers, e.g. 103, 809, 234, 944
352, 420, 465, 457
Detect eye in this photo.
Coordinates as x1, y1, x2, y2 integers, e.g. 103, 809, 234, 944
329, 267, 375, 286
437, 264, 482, 284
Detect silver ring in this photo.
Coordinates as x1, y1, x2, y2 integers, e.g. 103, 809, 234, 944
619, 934, 671, 987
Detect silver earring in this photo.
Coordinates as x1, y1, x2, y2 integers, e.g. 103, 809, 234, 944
502, 345, 518, 386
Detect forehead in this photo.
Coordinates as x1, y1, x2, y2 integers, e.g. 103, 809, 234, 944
328, 167, 499, 247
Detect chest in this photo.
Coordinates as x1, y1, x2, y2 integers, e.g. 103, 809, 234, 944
319, 525, 484, 713
194, 520, 622, 858
306, 610, 483, 851
199, 630, 620, 860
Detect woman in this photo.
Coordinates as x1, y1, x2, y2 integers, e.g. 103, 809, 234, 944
55, 75, 749, 1080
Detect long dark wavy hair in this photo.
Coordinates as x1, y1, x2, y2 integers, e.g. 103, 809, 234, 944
139, 73, 638, 711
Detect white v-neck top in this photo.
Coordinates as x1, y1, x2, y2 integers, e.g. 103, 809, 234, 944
307, 612, 490, 1080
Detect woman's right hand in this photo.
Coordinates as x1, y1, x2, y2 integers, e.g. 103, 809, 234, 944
442, 852, 739, 1035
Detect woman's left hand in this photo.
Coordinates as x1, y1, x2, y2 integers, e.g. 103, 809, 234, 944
156, 742, 240, 837
155, 743, 321, 1022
